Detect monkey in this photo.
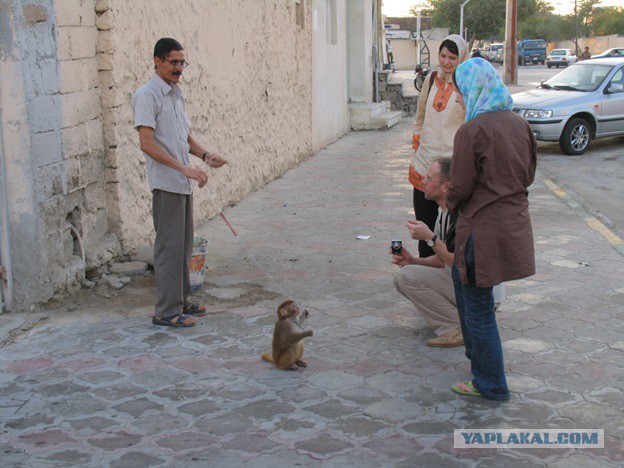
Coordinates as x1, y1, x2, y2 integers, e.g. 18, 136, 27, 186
261, 300, 313, 370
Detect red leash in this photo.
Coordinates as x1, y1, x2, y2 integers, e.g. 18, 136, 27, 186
220, 212, 238, 237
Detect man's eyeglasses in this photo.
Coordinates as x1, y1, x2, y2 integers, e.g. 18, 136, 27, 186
164, 59, 190, 69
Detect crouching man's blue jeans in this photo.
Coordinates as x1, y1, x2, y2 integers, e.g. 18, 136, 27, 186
452, 233, 510, 401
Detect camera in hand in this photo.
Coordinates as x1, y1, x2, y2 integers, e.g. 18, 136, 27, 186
391, 240, 402, 255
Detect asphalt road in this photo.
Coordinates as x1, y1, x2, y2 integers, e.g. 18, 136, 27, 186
513, 64, 624, 241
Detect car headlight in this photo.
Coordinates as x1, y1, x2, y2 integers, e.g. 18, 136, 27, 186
524, 109, 553, 119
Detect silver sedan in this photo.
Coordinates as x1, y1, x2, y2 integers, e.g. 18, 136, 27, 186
512, 57, 624, 155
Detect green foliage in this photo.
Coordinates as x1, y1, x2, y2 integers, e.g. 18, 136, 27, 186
416, 0, 623, 41
421, 0, 554, 41
591, 7, 624, 36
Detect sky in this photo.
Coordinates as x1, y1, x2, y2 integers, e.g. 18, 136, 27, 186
382, 0, 622, 18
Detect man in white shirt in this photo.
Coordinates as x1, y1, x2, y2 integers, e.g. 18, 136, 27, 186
392, 158, 463, 347
133, 38, 227, 328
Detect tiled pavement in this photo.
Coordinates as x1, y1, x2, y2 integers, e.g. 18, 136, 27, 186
1, 119, 623, 466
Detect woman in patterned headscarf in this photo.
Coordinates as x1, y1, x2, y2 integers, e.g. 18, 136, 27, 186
410, 34, 469, 259
446, 58, 537, 401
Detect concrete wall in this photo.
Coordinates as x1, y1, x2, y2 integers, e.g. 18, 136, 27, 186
1, 0, 372, 311
311, 0, 350, 151
0, 0, 119, 308
347, 0, 374, 103
390, 38, 444, 70
104, 0, 315, 253
553, 35, 624, 55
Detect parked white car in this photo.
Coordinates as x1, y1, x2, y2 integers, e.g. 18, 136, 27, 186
512, 57, 624, 155
489, 43, 504, 63
546, 49, 577, 68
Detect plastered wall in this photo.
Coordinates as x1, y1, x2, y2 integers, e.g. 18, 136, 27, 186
1, 0, 119, 307
102, 0, 315, 253
2, 0, 353, 310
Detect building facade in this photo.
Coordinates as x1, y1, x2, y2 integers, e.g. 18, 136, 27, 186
0, 0, 380, 311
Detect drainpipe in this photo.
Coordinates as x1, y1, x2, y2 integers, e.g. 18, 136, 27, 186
0, 105, 14, 312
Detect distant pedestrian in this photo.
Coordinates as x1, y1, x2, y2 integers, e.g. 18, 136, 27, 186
387, 39, 394, 64
579, 46, 591, 61
133, 37, 227, 328
447, 58, 537, 400
409, 34, 469, 258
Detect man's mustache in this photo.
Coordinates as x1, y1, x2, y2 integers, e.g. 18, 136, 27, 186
173, 71, 182, 76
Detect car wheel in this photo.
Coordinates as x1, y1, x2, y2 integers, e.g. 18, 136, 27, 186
547, 64, 551, 68
559, 118, 591, 155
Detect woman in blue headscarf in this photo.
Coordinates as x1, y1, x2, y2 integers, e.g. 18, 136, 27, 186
446, 58, 537, 401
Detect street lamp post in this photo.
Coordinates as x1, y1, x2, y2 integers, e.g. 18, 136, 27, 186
460, 0, 471, 40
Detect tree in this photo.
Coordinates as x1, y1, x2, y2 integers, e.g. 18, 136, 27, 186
590, 7, 624, 36
419, 0, 553, 41
518, 13, 574, 42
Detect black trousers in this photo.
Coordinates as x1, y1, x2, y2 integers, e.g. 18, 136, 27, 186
413, 188, 439, 258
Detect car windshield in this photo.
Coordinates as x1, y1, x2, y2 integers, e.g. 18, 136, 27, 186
550, 50, 565, 55
544, 63, 613, 92
491, 44, 503, 51
524, 40, 545, 49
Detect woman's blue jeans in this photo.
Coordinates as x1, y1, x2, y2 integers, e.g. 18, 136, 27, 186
452, 233, 510, 400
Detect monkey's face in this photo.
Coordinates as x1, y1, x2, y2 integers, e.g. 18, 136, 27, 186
278, 302, 300, 320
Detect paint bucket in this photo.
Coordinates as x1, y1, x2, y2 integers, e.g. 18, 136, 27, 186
189, 236, 208, 292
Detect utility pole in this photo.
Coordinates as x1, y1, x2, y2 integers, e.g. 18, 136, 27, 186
503, 0, 518, 85
574, 0, 579, 55
460, 0, 471, 40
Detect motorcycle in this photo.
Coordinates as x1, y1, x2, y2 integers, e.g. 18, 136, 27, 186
414, 63, 431, 92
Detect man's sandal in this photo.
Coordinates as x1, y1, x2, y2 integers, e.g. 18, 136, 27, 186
152, 314, 197, 328
182, 302, 207, 316
451, 380, 483, 398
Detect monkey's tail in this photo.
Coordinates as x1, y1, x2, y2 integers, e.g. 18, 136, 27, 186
261, 352, 274, 363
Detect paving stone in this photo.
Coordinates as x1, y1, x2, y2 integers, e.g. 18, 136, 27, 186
177, 399, 221, 418
306, 371, 363, 391
130, 412, 193, 434
303, 399, 359, 419
247, 450, 319, 467
112, 397, 164, 417
362, 434, 423, 458
108, 451, 170, 467
294, 433, 354, 457
33, 448, 94, 465
4, 413, 56, 430
91, 382, 148, 401
193, 413, 252, 436
47, 393, 108, 417
548, 453, 619, 468
76, 369, 124, 385
130, 367, 191, 389
329, 415, 390, 438
235, 400, 296, 420
154, 431, 219, 453
365, 398, 423, 423
0, 443, 31, 464
87, 430, 142, 450
62, 416, 123, 434
169, 446, 243, 467
277, 386, 328, 403
504, 338, 554, 353
221, 432, 280, 453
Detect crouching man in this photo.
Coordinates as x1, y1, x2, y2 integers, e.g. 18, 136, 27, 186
392, 158, 463, 347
